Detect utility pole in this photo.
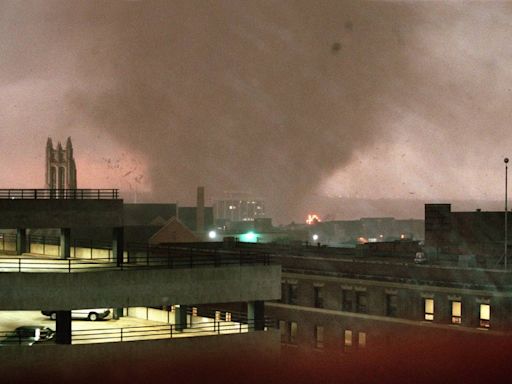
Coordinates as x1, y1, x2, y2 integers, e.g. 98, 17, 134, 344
505, 158, 509, 270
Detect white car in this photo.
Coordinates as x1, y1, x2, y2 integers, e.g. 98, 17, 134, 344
41, 309, 111, 321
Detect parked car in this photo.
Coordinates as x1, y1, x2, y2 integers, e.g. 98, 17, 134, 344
41, 308, 111, 321
0, 326, 55, 346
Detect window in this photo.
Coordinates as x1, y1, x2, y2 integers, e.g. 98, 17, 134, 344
215, 311, 221, 321
451, 301, 461, 324
315, 326, 324, 349
480, 304, 490, 328
314, 286, 324, 308
358, 332, 366, 347
344, 330, 353, 349
192, 307, 198, 316
280, 283, 286, 303
342, 290, 353, 311
225, 312, 232, 322
424, 298, 434, 321
386, 294, 398, 317
289, 321, 298, 344
356, 292, 368, 313
279, 320, 286, 343
288, 284, 298, 305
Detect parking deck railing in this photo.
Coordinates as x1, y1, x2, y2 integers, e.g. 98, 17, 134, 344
0, 231, 272, 273
0, 319, 273, 346
72, 318, 273, 344
0, 189, 119, 200
0, 248, 271, 273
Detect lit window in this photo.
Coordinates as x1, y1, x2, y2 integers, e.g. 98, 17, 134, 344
315, 325, 324, 349
358, 332, 366, 347
480, 304, 490, 328
451, 301, 461, 324
192, 307, 198, 316
424, 298, 434, 321
344, 330, 353, 348
225, 312, 232, 322
215, 311, 221, 321
290, 321, 298, 344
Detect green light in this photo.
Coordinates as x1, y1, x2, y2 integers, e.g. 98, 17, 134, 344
240, 231, 258, 242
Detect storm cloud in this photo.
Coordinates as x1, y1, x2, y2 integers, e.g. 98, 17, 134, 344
1, 1, 512, 222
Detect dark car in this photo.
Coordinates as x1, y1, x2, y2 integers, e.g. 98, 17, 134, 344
42, 308, 111, 321
0, 326, 55, 346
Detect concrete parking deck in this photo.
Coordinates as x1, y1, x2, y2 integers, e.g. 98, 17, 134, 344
0, 310, 253, 345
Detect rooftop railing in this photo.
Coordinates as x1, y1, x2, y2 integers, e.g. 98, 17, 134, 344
0, 189, 120, 200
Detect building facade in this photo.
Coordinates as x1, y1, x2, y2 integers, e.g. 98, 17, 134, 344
213, 192, 266, 223
184, 225, 512, 354
425, 203, 512, 265
271, 250, 511, 353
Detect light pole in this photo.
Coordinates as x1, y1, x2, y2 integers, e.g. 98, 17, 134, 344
505, 158, 509, 270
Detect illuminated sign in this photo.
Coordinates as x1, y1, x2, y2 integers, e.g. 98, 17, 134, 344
240, 231, 259, 242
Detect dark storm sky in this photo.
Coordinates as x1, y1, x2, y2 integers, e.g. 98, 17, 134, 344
1, 1, 511, 222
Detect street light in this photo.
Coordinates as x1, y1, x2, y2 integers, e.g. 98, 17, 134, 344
312, 234, 319, 242
505, 158, 509, 270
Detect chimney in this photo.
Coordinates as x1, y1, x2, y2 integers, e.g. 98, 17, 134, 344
196, 186, 205, 232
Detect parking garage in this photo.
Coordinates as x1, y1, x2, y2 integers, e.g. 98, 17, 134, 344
0, 307, 260, 346
0, 189, 280, 348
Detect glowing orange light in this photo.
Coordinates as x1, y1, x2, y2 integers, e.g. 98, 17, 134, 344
306, 214, 321, 225
357, 237, 368, 244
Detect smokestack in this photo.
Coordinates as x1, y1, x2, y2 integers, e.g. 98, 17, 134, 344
196, 186, 205, 233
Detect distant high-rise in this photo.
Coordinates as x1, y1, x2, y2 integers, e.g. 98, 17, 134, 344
213, 192, 266, 223
45, 137, 77, 189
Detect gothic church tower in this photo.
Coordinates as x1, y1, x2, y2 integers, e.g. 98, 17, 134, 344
45, 137, 77, 189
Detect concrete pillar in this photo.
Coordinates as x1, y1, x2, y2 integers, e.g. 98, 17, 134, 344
16, 228, 27, 255
56, 310, 72, 344
113, 227, 124, 267
60, 228, 71, 259
175, 305, 188, 331
247, 300, 265, 331
113, 308, 124, 320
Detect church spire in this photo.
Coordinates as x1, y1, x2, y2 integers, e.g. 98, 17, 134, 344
66, 137, 73, 159
45, 136, 78, 190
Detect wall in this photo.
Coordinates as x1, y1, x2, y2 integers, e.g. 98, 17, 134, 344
272, 271, 512, 354
0, 200, 123, 229
0, 329, 280, 377
0, 264, 281, 310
